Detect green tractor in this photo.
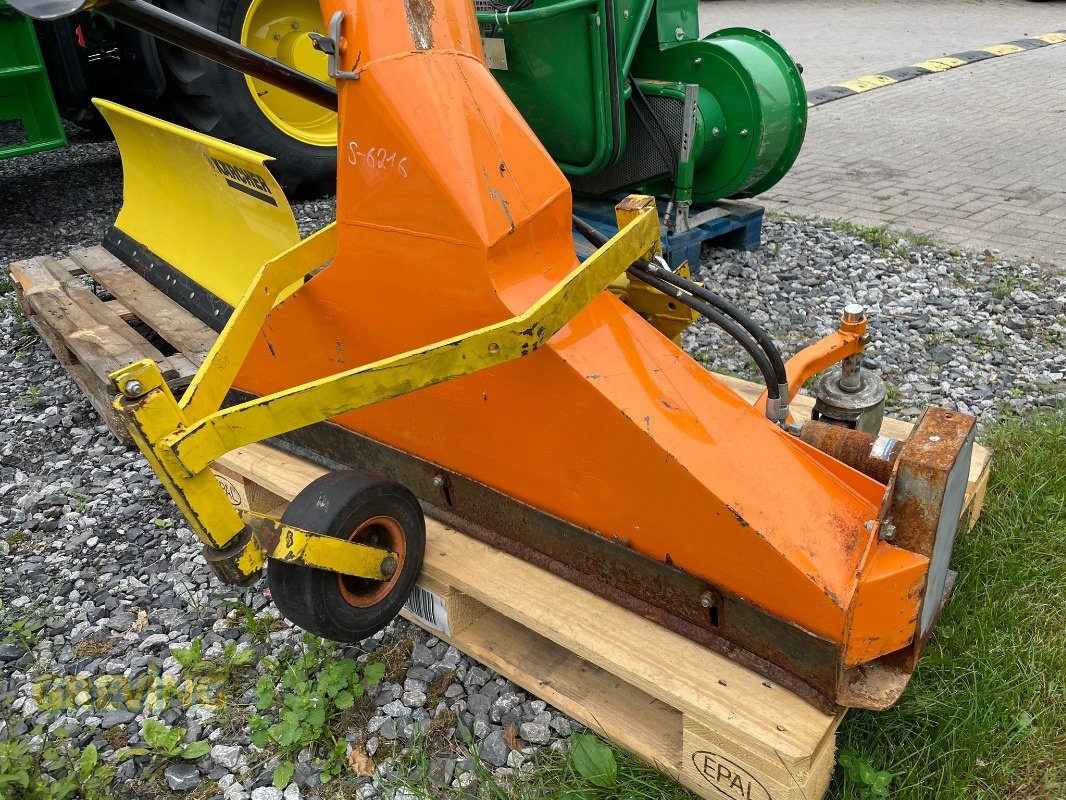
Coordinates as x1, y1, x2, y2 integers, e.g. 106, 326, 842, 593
1, 0, 805, 208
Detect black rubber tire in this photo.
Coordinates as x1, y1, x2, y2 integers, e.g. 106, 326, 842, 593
156, 0, 336, 198
267, 471, 426, 642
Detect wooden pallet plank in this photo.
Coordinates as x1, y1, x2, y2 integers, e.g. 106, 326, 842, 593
37, 256, 181, 374
12, 257, 151, 384
69, 246, 218, 363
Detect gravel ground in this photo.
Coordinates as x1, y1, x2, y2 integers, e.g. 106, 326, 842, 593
2, 135, 1064, 799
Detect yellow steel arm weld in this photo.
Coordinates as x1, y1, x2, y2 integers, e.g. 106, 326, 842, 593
165, 200, 661, 475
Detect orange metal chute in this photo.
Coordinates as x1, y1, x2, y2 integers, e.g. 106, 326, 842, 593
222, 0, 934, 709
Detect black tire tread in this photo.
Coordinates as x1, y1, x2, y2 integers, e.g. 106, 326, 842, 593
156, 0, 335, 197
268, 471, 425, 643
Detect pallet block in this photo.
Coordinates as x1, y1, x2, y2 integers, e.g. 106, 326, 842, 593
8, 244, 995, 800
573, 198, 765, 268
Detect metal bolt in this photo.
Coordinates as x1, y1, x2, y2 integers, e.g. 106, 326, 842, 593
432, 474, 446, 488
273, 32, 281, 41
488, 342, 500, 354
674, 26, 684, 41
842, 303, 865, 323
694, 57, 702, 66
380, 556, 398, 578
291, 20, 299, 29
739, 128, 749, 137
711, 126, 720, 136
622, 9, 629, 17
123, 380, 143, 397
593, 13, 600, 26
700, 591, 716, 608
880, 523, 896, 542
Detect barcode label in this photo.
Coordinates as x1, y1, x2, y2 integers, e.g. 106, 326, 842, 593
404, 585, 450, 636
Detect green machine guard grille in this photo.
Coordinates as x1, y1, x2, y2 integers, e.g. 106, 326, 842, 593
0, 0, 66, 159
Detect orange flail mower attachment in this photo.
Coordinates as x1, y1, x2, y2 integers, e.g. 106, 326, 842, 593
13, 0, 978, 712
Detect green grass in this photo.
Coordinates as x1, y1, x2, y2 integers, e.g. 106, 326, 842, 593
767, 212, 938, 256
818, 218, 937, 254
831, 410, 1065, 800
383, 411, 1065, 800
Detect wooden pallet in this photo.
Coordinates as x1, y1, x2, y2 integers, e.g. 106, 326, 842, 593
9, 245, 993, 800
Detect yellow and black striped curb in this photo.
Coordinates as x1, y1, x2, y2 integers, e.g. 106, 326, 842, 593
806, 31, 1066, 107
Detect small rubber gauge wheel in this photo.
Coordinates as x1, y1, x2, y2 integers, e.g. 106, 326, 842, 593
267, 471, 426, 642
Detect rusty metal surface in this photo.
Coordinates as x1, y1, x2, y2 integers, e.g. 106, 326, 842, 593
201, 527, 258, 585
799, 420, 903, 484
887, 408, 977, 557
403, 0, 435, 51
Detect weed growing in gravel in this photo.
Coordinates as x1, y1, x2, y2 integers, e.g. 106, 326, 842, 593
0, 726, 115, 800
137, 719, 211, 760
787, 215, 936, 257
222, 600, 286, 644
992, 275, 1018, 300
21, 386, 44, 408
387, 725, 685, 800
0, 597, 45, 652
249, 634, 386, 788
170, 637, 256, 687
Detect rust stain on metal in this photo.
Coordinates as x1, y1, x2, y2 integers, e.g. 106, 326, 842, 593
800, 420, 902, 484
726, 506, 750, 528
403, 0, 435, 50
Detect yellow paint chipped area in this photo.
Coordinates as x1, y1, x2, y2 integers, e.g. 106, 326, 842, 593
911, 57, 968, 73
836, 75, 897, 93
980, 44, 1024, 56
1033, 32, 1066, 44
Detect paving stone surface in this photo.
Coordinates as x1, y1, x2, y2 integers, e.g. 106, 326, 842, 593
700, 0, 1066, 267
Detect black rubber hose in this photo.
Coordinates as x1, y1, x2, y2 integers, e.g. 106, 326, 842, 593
571, 216, 786, 394
636, 258, 788, 387
629, 266, 781, 400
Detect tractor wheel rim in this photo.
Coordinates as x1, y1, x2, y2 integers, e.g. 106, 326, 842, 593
239, 0, 337, 146
337, 515, 406, 608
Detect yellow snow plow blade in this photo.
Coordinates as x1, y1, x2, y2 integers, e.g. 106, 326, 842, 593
93, 99, 302, 321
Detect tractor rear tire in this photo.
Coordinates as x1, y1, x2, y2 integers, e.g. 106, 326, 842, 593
267, 471, 426, 643
157, 0, 336, 198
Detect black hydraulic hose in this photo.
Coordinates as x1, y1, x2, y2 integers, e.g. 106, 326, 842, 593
629, 265, 781, 400
636, 258, 788, 387
571, 215, 784, 400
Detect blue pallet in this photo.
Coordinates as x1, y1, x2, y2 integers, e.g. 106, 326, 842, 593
572, 199, 764, 268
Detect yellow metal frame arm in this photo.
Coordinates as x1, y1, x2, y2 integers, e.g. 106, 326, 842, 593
109, 197, 662, 584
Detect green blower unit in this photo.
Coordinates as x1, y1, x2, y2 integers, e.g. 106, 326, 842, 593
475, 0, 806, 231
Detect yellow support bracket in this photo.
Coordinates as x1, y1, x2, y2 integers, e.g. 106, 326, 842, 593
110, 195, 661, 582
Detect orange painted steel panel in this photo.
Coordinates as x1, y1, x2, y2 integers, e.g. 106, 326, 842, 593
233, 0, 928, 663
